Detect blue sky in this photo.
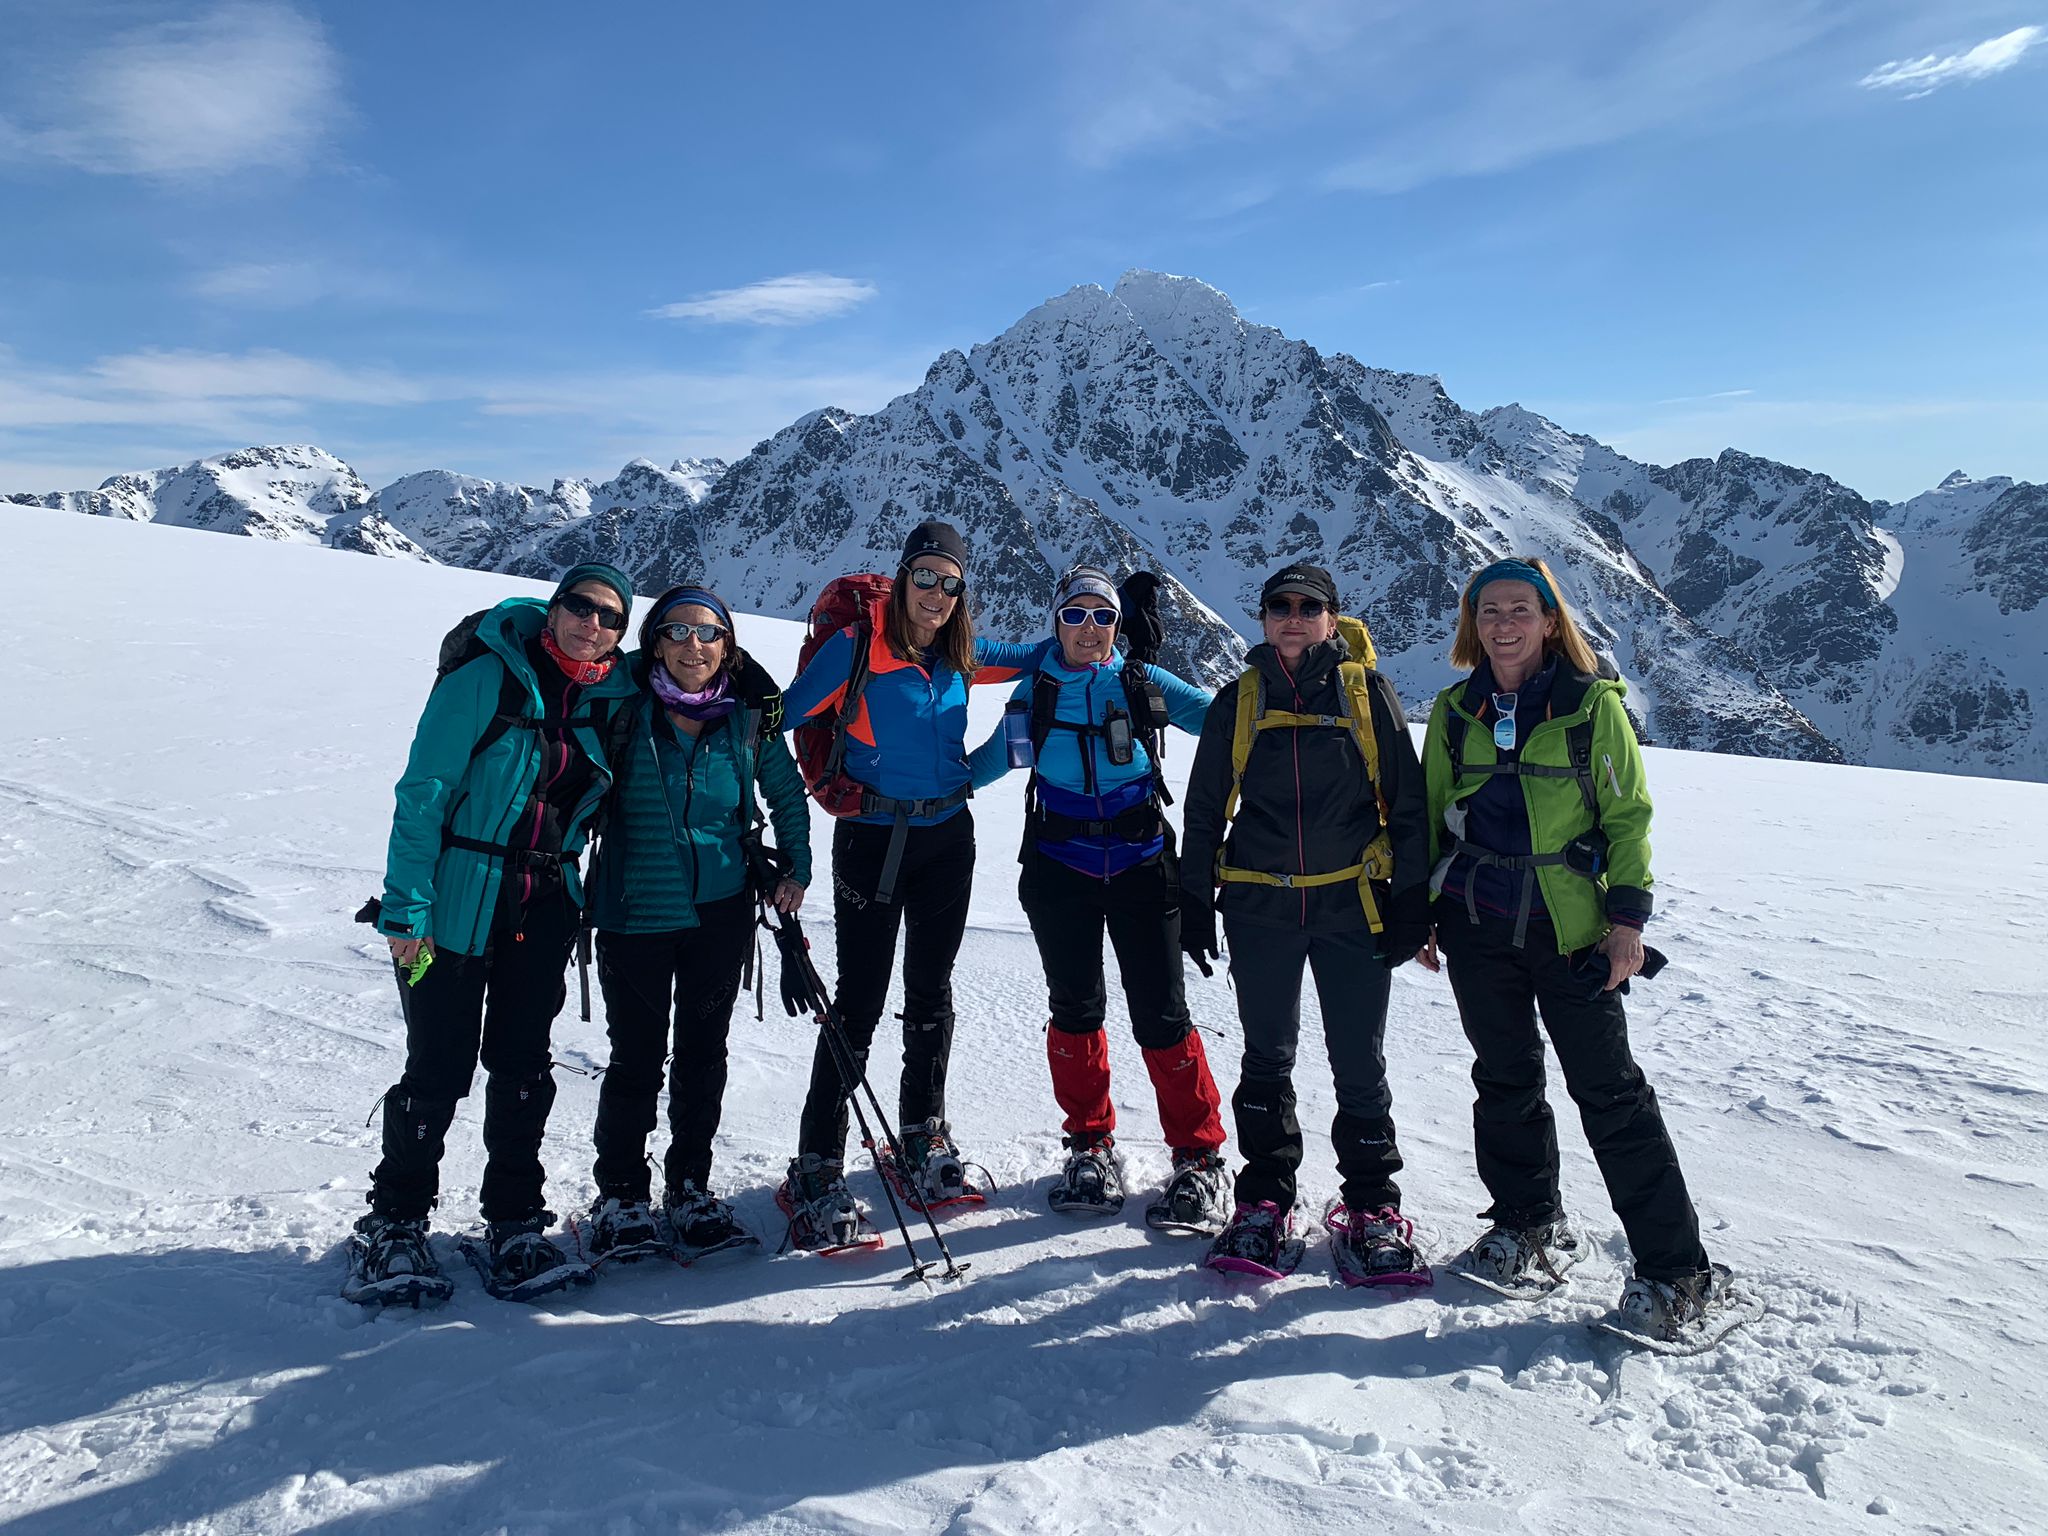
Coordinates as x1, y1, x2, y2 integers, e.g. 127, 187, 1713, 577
1, 0, 2043, 503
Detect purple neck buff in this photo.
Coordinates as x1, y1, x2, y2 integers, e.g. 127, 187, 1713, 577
650, 665, 737, 722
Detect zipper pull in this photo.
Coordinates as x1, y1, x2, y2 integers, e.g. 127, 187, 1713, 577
1603, 753, 1622, 798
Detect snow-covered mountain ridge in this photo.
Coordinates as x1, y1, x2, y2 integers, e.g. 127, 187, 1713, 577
9, 272, 2042, 779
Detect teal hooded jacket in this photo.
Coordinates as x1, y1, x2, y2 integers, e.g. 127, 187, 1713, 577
586, 675, 814, 934
375, 599, 639, 956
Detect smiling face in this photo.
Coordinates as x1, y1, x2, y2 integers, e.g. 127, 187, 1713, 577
653, 603, 727, 692
1057, 594, 1118, 666
904, 553, 963, 638
547, 579, 626, 662
1260, 592, 1337, 663
1474, 579, 1556, 679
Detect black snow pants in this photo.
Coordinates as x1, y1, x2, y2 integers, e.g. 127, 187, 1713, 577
797, 809, 975, 1162
1438, 912, 1709, 1282
1224, 917, 1403, 1212
590, 892, 756, 1201
369, 887, 575, 1224
1018, 843, 1192, 1051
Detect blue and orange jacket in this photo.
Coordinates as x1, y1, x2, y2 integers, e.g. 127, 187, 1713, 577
969, 651, 1211, 878
780, 605, 1046, 826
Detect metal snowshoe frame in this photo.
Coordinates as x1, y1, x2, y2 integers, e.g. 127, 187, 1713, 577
744, 837, 970, 1284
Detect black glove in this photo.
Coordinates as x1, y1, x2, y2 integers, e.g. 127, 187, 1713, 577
1375, 883, 1432, 970
1179, 888, 1220, 978
732, 650, 786, 735
773, 917, 822, 1017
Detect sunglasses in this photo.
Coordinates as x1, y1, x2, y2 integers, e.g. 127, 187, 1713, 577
905, 566, 967, 597
1058, 606, 1118, 629
556, 591, 629, 631
1491, 691, 1518, 752
655, 621, 729, 645
1264, 597, 1326, 619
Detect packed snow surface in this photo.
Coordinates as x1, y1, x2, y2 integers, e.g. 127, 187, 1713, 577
1, 509, 2044, 1534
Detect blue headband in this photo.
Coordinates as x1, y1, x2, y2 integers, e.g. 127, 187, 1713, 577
1466, 559, 1557, 611
653, 586, 732, 628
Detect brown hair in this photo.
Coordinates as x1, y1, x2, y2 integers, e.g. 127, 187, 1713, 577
885, 567, 978, 677
641, 584, 744, 686
1450, 555, 1601, 675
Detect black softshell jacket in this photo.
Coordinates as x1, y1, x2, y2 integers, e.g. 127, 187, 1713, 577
1179, 636, 1429, 934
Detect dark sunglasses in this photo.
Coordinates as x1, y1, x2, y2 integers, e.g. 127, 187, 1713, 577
1058, 606, 1118, 629
655, 621, 728, 645
905, 566, 967, 597
555, 591, 629, 630
1264, 597, 1326, 619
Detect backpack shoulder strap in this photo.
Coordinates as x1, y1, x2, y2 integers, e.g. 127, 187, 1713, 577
822, 620, 875, 777
1336, 662, 1387, 818
1224, 668, 1261, 823
468, 662, 528, 762
1028, 670, 1062, 757
1550, 672, 1601, 818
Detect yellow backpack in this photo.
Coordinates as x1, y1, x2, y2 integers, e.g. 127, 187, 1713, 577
1216, 614, 1394, 931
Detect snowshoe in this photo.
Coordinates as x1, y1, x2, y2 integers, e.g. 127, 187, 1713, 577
1047, 1136, 1124, 1217
1204, 1199, 1306, 1280
1324, 1200, 1432, 1290
776, 1154, 882, 1254
1446, 1216, 1582, 1300
580, 1195, 668, 1266
1596, 1263, 1762, 1354
1145, 1149, 1229, 1236
341, 1212, 454, 1308
458, 1214, 595, 1302
664, 1182, 760, 1262
879, 1119, 988, 1213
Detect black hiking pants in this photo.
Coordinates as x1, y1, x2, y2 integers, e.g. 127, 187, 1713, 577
1224, 918, 1403, 1212
797, 809, 975, 1161
1438, 912, 1709, 1282
590, 892, 756, 1201
1018, 844, 1192, 1051
370, 887, 574, 1224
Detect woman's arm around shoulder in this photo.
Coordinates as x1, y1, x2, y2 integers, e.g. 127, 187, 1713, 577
779, 627, 857, 726
970, 634, 1055, 684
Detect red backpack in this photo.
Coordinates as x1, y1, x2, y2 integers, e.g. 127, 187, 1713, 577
793, 573, 894, 817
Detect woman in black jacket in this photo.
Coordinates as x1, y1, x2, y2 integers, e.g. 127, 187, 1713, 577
1178, 563, 1433, 1282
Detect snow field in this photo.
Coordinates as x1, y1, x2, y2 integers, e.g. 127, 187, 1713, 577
0, 506, 2043, 1534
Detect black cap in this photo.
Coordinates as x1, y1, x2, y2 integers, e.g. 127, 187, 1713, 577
1260, 562, 1339, 610
901, 519, 970, 574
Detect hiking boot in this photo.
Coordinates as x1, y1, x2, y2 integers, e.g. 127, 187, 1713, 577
352, 1210, 440, 1285
1618, 1263, 1736, 1340
585, 1194, 661, 1258
899, 1118, 969, 1204
663, 1181, 749, 1253
1049, 1134, 1124, 1215
1208, 1199, 1296, 1269
485, 1214, 574, 1288
1149, 1149, 1229, 1233
778, 1154, 864, 1250
1461, 1215, 1582, 1291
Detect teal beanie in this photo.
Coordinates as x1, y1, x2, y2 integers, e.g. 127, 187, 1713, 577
553, 562, 634, 612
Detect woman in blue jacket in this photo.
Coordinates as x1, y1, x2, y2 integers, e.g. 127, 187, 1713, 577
970, 567, 1229, 1232
583, 585, 812, 1262
774, 521, 1042, 1249
353, 563, 639, 1304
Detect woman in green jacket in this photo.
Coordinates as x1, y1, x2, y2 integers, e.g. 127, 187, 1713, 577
583, 585, 812, 1262
1418, 556, 1734, 1343
352, 563, 639, 1305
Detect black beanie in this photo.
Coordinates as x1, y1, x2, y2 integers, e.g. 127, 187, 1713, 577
901, 519, 970, 573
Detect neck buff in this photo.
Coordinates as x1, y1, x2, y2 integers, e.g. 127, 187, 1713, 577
650, 664, 737, 721
540, 627, 616, 685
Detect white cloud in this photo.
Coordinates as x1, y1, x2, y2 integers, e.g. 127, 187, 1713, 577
1858, 25, 2044, 98
1, 3, 342, 178
648, 273, 879, 326
188, 260, 405, 309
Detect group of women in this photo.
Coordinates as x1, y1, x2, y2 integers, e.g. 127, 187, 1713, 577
354, 518, 1733, 1340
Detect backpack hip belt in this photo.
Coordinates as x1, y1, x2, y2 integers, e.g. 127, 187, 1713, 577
1429, 835, 1570, 951
862, 783, 971, 906
1032, 797, 1163, 845
1215, 831, 1394, 928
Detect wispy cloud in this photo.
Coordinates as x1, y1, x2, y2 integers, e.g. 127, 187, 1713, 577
1858, 25, 2044, 98
0, 2, 343, 178
188, 261, 401, 308
648, 273, 879, 326
1654, 388, 1755, 405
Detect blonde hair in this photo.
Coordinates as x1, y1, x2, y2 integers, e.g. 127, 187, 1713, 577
885, 570, 979, 678
1450, 555, 1601, 675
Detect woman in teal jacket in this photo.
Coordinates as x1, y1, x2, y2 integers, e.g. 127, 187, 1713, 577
583, 585, 812, 1261
353, 563, 638, 1304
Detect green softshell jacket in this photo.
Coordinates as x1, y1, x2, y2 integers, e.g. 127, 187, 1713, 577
586, 685, 813, 934
1421, 673, 1653, 954
375, 599, 638, 956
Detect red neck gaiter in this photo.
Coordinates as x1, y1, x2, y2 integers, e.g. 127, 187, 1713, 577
540, 627, 615, 685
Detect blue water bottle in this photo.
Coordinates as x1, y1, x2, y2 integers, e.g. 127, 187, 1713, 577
1003, 699, 1035, 769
